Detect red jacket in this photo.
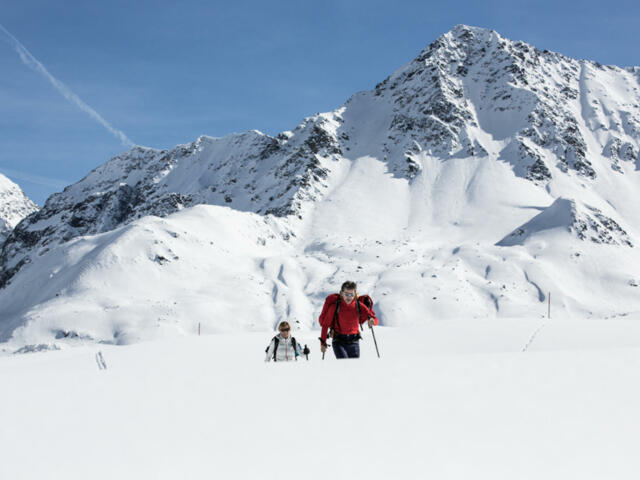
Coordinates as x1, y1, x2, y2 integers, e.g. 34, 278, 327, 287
318, 293, 379, 343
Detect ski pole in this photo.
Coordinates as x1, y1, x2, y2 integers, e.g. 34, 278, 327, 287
369, 321, 381, 358
303, 344, 310, 361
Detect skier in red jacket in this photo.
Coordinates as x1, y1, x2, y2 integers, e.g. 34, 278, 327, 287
318, 281, 378, 359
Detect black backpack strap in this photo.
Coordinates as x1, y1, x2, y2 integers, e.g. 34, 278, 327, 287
332, 296, 341, 333
291, 336, 298, 361
272, 336, 279, 362
356, 296, 363, 331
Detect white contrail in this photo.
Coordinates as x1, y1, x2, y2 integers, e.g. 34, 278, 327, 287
0, 23, 134, 147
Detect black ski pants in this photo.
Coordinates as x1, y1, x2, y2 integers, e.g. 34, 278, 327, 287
332, 340, 360, 359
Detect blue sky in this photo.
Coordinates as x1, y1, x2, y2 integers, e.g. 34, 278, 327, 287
1, 0, 639, 205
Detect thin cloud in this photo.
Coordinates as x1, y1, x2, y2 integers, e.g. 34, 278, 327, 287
0, 23, 134, 147
0, 167, 69, 189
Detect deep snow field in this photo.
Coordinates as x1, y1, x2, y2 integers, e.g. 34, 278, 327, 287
3, 319, 640, 480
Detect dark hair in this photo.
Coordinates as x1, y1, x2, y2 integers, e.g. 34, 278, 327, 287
341, 281, 357, 291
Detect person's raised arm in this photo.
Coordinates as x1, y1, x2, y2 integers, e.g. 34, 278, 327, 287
359, 303, 379, 327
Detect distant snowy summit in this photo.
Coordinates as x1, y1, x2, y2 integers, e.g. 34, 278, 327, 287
0, 173, 38, 245
2, 24, 640, 290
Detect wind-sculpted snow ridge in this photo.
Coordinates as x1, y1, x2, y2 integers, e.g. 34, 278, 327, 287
0, 173, 38, 246
497, 197, 634, 247
2, 25, 640, 348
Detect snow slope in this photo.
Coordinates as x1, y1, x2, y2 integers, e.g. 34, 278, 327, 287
1, 25, 640, 349
3, 323, 640, 479
0, 206, 293, 344
1, 196, 639, 350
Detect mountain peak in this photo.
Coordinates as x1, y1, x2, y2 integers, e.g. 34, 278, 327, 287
449, 24, 499, 40
0, 174, 38, 245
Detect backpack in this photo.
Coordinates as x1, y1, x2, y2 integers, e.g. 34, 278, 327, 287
358, 294, 374, 310
265, 335, 299, 362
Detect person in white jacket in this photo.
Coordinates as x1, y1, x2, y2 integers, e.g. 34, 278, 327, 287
265, 321, 305, 362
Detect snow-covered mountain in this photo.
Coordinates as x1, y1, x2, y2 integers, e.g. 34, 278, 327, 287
2, 25, 640, 350
0, 173, 38, 246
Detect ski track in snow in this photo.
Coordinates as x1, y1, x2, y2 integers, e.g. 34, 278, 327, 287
521, 323, 546, 352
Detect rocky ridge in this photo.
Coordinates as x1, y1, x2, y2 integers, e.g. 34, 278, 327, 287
2, 25, 640, 289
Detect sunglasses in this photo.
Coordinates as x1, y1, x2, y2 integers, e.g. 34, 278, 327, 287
279, 328, 290, 332
341, 292, 355, 298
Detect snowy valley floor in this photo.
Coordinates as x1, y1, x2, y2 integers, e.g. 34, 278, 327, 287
2, 319, 640, 479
